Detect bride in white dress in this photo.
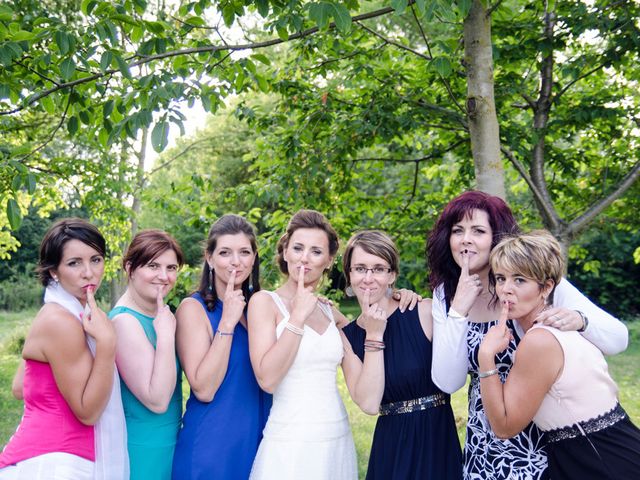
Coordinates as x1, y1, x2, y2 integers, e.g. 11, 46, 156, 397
248, 210, 358, 480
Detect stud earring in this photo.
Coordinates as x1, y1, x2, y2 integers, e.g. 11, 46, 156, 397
345, 285, 354, 297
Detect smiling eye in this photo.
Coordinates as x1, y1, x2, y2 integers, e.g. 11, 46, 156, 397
147, 263, 159, 270
373, 266, 389, 274
167, 265, 178, 272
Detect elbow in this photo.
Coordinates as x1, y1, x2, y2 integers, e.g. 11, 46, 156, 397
255, 375, 278, 394
146, 400, 170, 414
192, 389, 216, 403
357, 400, 380, 416
77, 412, 101, 426
493, 427, 519, 440
12, 385, 23, 400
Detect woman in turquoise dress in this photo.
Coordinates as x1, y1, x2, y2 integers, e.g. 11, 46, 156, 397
110, 230, 185, 479
172, 215, 271, 480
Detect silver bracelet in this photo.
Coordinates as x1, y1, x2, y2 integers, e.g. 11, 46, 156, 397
576, 310, 589, 332
478, 368, 500, 379
284, 322, 305, 336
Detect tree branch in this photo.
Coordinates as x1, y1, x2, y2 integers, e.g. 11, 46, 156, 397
356, 22, 432, 61
553, 62, 606, 103
1, 5, 402, 116
567, 160, 640, 237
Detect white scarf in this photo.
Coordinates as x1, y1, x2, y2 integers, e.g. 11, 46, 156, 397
44, 282, 129, 480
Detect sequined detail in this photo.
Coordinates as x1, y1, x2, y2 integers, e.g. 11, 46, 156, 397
545, 403, 627, 443
379, 392, 448, 416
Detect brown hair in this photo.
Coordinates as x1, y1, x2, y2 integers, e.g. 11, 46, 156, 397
123, 229, 184, 275
197, 214, 260, 311
342, 230, 399, 287
275, 209, 339, 275
37, 218, 106, 287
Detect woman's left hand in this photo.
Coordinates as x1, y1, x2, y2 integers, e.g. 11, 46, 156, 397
535, 307, 583, 331
392, 288, 422, 312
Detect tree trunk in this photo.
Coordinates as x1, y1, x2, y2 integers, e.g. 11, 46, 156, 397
463, 0, 505, 198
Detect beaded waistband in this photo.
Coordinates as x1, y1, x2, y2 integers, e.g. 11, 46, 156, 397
379, 392, 448, 416
545, 403, 627, 444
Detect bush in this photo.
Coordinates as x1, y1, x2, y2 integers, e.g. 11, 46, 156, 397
0, 271, 42, 311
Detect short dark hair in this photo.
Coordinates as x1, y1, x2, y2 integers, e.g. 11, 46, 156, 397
123, 230, 184, 275
37, 218, 107, 286
426, 191, 519, 306
275, 210, 339, 275
197, 214, 261, 311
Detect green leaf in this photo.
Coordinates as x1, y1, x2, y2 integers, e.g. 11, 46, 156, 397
151, 120, 169, 152
12, 30, 35, 41
222, 5, 235, 27
0, 46, 12, 67
40, 95, 55, 114
0, 5, 13, 22
276, 26, 289, 41
457, 0, 472, 18
26, 173, 36, 194
67, 115, 79, 136
309, 2, 331, 30
391, 0, 408, 15
6, 199, 21, 230
55, 30, 69, 55
114, 54, 132, 80
255, 0, 269, 17
251, 53, 271, 66
60, 57, 76, 80
0, 84, 10, 99
330, 3, 351, 33
103, 99, 115, 118
430, 57, 452, 77
81, 0, 98, 15
11, 175, 21, 191
100, 51, 113, 72
110, 14, 139, 26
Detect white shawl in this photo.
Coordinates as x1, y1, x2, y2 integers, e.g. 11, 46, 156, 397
44, 282, 129, 480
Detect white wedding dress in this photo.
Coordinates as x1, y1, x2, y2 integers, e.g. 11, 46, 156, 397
250, 292, 357, 480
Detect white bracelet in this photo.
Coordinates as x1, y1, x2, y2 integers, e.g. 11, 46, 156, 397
284, 322, 304, 336
448, 307, 467, 319
478, 368, 500, 379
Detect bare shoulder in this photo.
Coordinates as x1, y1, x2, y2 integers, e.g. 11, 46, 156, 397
26, 304, 87, 361
176, 296, 207, 320
247, 291, 278, 325
517, 328, 563, 367
35, 303, 84, 337
417, 298, 433, 318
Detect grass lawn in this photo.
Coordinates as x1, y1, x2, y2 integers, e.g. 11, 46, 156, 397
0, 309, 638, 479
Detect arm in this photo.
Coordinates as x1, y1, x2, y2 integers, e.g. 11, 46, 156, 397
430, 285, 469, 393
553, 278, 628, 355
340, 292, 388, 415
248, 291, 308, 393
478, 327, 562, 439
43, 295, 116, 425
11, 359, 25, 400
114, 294, 177, 413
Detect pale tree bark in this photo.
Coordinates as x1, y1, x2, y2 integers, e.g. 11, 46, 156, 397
463, 0, 505, 199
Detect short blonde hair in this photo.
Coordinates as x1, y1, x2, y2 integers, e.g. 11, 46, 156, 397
490, 230, 564, 298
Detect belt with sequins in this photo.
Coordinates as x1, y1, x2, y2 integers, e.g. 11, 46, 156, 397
545, 403, 627, 444
379, 392, 449, 416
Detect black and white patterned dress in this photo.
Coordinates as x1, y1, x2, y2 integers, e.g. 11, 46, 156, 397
463, 320, 550, 480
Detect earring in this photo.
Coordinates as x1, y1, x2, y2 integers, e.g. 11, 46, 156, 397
345, 285, 354, 297
386, 286, 393, 297
208, 268, 214, 292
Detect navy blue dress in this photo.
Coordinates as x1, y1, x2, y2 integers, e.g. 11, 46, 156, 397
343, 307, 462, 479
172, 293, 272, 480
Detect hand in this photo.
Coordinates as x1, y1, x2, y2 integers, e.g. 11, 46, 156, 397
359, 288, 388, 340
219, 270, 246, 329
82, 287, 116, 349
479, 300, 512, 360
290, 266, 318, 323
450, 252, 483, 316
536, 307, 583, 331
153, 287, 177, 339
392, 288, 422, 312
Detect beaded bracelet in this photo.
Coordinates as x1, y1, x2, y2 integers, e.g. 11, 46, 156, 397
284, 322, 305, 336
216, 329, 234, 337
364, 339, 385, 352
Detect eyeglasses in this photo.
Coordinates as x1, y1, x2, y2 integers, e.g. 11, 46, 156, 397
350, 266, 392, 276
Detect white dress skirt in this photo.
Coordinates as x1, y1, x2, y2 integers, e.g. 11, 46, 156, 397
0, 452, 93, 480
249, 292, 357, 480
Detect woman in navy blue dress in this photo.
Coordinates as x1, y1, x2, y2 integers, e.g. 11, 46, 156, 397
172, 215, 271, 479
341, 230, 462, 479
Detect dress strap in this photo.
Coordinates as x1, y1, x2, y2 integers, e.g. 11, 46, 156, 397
263, 291, 290, 318
317, 302, 335, 323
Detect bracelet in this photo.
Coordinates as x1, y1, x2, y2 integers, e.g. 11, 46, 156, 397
216, 329, 234, 337
478, 368, 500, 379
284, 322, 305, 336
576, 310, 589, 332
364, 339, 385, 352
448, 307, 467, 319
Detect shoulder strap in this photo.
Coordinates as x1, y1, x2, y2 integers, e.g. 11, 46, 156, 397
263, 291, 290, 318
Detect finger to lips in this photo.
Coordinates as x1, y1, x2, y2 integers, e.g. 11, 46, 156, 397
227, 269, 237, 294
498, 300, 509, 328
462, 250, 470, 277
297, 265, 305, 292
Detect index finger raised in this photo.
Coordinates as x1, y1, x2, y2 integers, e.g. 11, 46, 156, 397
86, 286, 98, 310
498, 300, 509, 327
461, 250, 470, 277
297, 265, 305, 292
226, 269, 237, 294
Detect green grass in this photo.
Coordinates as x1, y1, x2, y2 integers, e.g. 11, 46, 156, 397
0, 310, 638, 480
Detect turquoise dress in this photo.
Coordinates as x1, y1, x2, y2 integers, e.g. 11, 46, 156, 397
109, 306, 182, 480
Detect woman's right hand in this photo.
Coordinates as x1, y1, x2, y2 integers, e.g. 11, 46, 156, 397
153, 288, 177, 339
450, 252, 483, 317
82, 287, 116, 349
358, 289, 388, 340
290, 266, 318, 323
220, 270, 247, 329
